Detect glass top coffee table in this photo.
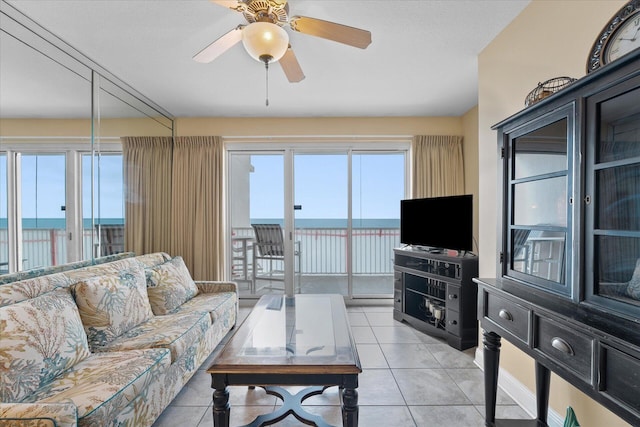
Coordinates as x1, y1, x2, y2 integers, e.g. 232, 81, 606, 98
208, 294, 361, 427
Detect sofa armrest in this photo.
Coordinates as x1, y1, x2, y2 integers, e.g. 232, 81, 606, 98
195, 281, 238, 294
0, 402, 78, 427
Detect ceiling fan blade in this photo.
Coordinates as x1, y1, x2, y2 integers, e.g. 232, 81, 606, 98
209, 0, 247, 12
289, 16, 371, 49
193, 26, 243, 63
280, 46, 305, 83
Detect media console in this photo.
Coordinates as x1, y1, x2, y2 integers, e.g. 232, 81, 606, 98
393, 247, 478, 350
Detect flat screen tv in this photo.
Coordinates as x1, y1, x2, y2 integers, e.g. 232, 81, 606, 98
400, 194, 473, 253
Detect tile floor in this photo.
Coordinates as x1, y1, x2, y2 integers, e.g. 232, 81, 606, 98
152, 304, 530, 427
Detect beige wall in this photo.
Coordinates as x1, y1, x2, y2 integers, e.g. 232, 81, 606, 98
1, 119, 91, 137
478, 0, 629, 425
175, 116, 462, 137
0, 118, 171, 138
462, 106, 479, 250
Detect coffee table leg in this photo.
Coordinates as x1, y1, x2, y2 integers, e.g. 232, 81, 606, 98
212, 375, 230, 427
341, 376, 359, 427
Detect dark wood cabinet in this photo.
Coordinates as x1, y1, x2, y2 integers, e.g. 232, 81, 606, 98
477, 49, 640, 427
393, 248, 478, 350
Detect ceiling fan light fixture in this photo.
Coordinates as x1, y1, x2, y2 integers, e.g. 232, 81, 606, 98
242, 21, 289, 63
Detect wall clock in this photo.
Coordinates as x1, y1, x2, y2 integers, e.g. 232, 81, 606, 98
587, 0, 640, 73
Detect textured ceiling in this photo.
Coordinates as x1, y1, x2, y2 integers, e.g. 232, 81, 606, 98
1, 0, 531, 118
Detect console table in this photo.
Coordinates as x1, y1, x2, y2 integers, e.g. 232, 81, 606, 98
476, 278, 640, 426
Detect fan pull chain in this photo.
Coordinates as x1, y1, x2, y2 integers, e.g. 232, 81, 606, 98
265, 61, 269, 107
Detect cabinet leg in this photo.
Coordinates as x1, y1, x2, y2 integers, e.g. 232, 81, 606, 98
535, 361, 550, 426
483, 330, 501, 427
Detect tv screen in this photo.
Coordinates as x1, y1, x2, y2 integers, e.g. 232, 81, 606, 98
400, 195, 473, 252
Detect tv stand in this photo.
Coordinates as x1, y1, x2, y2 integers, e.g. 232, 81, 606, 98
393, 248, 478, 350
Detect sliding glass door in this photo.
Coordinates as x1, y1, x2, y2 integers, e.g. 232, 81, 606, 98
228, 142, 407, 299
20, 154, 67, 268
352, 152, 405, 296
228, 152, 286, 295
0, 146, 127, 273
82, 152, 125, 258
0, 155, 7, 273
294, 152, 349, 295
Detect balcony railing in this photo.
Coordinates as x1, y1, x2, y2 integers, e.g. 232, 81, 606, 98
232, 227, 400, 275
1, 227, 401, 278
0, 229, 96, 272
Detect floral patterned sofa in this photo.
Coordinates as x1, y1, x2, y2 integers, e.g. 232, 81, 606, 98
0, 252, 237, 427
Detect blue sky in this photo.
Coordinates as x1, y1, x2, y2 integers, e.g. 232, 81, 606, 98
250, 153, 405, 220
0, 154, 124, 221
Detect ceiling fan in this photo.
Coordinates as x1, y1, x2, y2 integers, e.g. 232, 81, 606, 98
193, 0, 372, 83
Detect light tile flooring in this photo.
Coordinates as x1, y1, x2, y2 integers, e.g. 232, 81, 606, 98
152, 305, 530, 427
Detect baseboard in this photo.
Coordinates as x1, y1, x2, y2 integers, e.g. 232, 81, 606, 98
474, 348, 564, 427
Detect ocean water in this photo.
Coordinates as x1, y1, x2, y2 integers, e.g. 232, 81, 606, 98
2, 218, 399, 229
0, 218, 125, 229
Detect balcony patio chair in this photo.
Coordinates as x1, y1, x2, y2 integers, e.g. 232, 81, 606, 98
251, 224, 301, 293
96, 224, 125, 256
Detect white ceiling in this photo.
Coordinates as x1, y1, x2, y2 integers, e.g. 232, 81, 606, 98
1, 0, 531, 119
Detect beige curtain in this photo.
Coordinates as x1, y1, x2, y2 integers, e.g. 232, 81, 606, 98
122, 136, 173, 255
171, 136, 224, 281
412, 135, 465, 198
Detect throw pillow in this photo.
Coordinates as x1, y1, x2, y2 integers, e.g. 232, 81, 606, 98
626, 258, 640, 299
145, 256, 199, 315
72, 264, 154, 349
0, 288, 91, 402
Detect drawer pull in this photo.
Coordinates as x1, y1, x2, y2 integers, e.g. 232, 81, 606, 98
448, 294, 458, 300
551, 337, 575, 355
498, 309, 513, 321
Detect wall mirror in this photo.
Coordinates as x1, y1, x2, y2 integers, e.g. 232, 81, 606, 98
0, 2, 174, 272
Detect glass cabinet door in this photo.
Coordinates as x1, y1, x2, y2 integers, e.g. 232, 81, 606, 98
503, 105, 574, 297
586, 79, 640, 312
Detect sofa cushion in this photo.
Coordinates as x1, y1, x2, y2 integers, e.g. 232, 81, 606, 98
135, 252, 171, 267
174, 291, 237, 325
94, 311, 210, 363
64, 257, 145, 283
23, 348, 170, 427
0, 272, 73, 307
0, 402, 78, 427
71, 264, 154, 350
145, 256, 199, 315
0, 288, 91, 402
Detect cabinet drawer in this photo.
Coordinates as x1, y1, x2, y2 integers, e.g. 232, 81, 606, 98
484, 291, 530, 344
600, 344, 640, 417
446, 309, 461, 336
393, 289, 402, 311
394, 271, 402, 291
534, 315, 594, 384
446, 284, 461, 311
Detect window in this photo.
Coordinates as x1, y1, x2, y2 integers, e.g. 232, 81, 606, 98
227, 139, 409, 299
503, 105, 575, 297
0, 144, 124, 272
82, 153, 125, 257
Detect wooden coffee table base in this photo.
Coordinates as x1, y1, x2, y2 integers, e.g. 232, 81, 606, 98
211, 373, 359, 427
208, 295, 361, 427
